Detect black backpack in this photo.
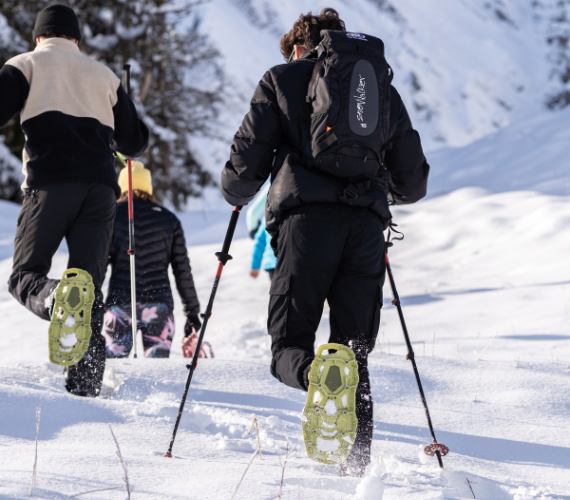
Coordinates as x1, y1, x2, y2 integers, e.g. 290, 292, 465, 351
305, 30, 393, 181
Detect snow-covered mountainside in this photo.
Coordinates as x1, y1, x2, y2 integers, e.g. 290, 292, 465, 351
194, 0, 570, 152
428, 106, 570, 197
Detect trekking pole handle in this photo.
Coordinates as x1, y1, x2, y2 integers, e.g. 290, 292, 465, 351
216, 206, 242, 265
122, 64, 131, 97
127, 159, 134, 251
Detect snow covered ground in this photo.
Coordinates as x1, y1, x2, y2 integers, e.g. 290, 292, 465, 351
2, 355, 568, 499
2, 106, 570, 498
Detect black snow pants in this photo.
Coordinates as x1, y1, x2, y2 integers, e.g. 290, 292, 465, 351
268, 203, 386, 473
8, 182, 116, 396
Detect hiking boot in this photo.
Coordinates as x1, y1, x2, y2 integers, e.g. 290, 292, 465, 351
64, 332, 106, 397
339, 339, 374, 477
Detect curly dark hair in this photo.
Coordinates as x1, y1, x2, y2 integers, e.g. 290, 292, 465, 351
280, 8, 346, 61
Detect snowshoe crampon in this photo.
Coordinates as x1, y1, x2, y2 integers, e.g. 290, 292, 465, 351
48, 268, 95, 366
302, 343, 359, 464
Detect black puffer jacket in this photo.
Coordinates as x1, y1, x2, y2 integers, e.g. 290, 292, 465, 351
220, 49, 429, 233
106, 199, 200, 316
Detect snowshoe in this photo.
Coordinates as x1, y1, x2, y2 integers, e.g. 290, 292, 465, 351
48, 268, 95, 366
182, 330, 214, 359
302, 343, 359, 464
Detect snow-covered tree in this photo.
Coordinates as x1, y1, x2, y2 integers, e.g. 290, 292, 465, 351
0, 13, 27, 202
0, 0, 223, 208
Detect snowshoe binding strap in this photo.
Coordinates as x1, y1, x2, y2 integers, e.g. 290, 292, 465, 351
302, 343, 359, 465
48, 268, 95, 366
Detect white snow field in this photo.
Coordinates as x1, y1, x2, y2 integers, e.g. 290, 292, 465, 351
1, 105, 570, 499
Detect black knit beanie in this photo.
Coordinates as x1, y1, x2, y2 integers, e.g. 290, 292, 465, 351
33, 4, 82, 43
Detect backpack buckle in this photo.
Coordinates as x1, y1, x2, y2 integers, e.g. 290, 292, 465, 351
340, 186, 359, 205
340, 182, 369, 206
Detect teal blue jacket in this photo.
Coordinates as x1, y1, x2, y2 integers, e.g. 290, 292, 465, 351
251, 218, 276, 271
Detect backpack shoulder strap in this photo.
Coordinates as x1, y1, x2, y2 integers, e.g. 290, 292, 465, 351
383, 64, 394, 144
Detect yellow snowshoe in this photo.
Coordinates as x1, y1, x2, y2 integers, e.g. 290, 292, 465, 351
302, 343, 359, 464
48, 268, 95, 366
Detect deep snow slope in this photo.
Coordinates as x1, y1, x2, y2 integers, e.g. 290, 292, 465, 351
427, 106, 570, 197
1, 355, 568, 499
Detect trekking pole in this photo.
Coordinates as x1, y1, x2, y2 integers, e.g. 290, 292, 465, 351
121, 63, 138, 359
164, 206, 243, 458
384, 240, 449, 468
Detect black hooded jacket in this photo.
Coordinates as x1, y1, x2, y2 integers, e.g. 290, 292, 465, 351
106, 199, 200, 317
220, 49, 429, 233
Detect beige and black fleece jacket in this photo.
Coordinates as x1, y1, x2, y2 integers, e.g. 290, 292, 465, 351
0, 38, 148, 196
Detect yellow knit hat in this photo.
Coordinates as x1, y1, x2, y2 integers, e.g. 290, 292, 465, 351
118, 161, 153, 195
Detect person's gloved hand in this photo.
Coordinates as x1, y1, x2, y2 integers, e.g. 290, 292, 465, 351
184, 314, 202, 337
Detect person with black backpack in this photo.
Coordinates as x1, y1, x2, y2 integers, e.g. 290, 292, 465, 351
220, 8, 429, 476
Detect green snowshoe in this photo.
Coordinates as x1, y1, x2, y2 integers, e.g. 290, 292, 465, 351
302, 343, 359, 464
48, 268, 95, 366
